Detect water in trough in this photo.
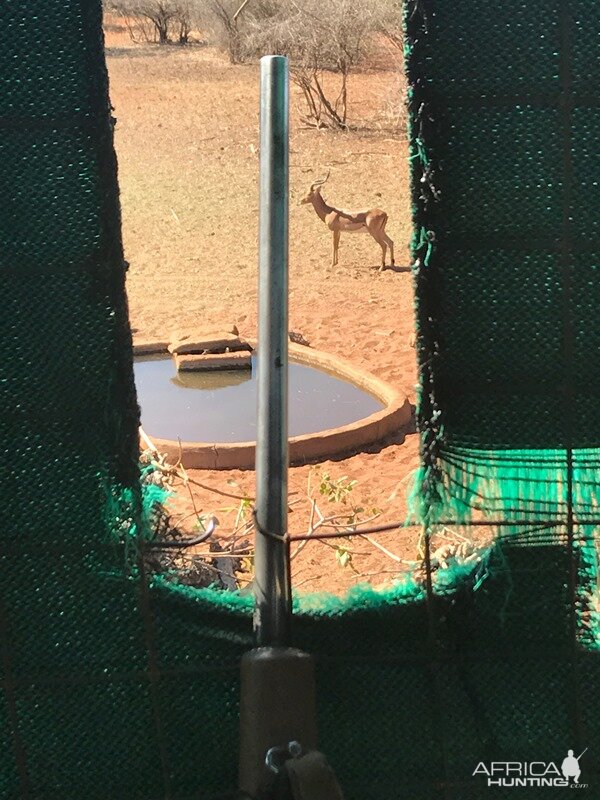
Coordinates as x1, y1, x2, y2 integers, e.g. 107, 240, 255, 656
134, 354, 384, 442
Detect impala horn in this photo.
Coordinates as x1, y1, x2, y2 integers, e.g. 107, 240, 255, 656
310, 170, 330, 191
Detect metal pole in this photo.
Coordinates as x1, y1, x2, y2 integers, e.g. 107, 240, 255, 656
241, 60, 342, 798
254, 55, 291, 648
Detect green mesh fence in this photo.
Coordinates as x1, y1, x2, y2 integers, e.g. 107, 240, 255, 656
406, 0, 600, 525
0, 2, 599, 799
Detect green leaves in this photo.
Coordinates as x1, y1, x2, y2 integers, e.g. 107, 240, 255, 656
318, 472, 357, 504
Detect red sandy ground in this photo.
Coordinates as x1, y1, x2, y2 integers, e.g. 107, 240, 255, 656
105, 20, 423, 595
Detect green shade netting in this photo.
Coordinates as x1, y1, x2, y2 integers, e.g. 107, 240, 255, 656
406, 0, 600, 527
0, 2, 598, 799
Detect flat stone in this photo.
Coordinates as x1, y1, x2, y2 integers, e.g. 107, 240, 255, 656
133, 339, 170, 355
169, 332, 247, 355
175, 352, 252, 371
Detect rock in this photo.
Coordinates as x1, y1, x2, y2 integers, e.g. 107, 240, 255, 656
209, 540, 239, 591
133, 339, 170, 355
289, 330, 311, 347
175, 351, 252, 371
169, 332, 250, 355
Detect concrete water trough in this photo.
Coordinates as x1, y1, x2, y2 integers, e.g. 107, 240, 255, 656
133, 335, 411, 470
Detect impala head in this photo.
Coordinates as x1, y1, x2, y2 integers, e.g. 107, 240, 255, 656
301, 171, 330, 204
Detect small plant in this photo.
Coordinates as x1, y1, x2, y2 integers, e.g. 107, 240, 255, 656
318, 471, 357, 504
219, 485, 253, 529
137, 448, 400, 592
334, 545, 353, 570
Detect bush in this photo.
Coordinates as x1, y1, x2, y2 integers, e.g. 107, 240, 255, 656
242, 0, 403, 129
110, 0, 200, 44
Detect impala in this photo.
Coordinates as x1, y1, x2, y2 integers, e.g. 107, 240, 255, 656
301, 172, 395, 272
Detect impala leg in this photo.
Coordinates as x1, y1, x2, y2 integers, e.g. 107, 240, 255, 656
379, 240, 387, 273
383, 234, 395, 266
332, 229, 340, 267
367, 223, 387, 272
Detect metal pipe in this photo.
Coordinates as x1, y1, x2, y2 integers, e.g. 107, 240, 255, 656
254, 55, 291, 648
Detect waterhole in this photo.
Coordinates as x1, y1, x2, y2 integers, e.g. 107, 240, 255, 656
134, 354, 384, 443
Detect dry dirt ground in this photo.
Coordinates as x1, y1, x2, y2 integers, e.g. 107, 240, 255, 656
105, 21, 424, 595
